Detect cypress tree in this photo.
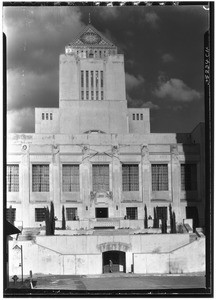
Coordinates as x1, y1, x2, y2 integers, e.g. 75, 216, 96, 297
169, 204, 173, 233
156, 206, 159, 228
144, 205, 148, 229
50, 201, 55, 235
62, 205, 66, 230
173, 211, 177, 233
45, 206, 51, 235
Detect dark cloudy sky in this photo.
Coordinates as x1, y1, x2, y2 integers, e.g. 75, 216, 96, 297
4, 4, 209, 133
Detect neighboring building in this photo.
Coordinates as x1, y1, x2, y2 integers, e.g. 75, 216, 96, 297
7, 21, 205, 232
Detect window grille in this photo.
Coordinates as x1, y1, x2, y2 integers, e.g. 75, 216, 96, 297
50, 113, 52, 120
141, 114, 143, 120
7, 165, 19, 192
66, 207, 77, 221
6, 208, 16, 223
132, 114, 135, 120
35, 208, 46, 222
92, 164, 109, 192
126, 207, 138, 220
42, 113, 44, 120
62, 165, 80, 192
181, 164, 197, 191
81, 71, 84, 87
32, 165, 49, 192
122, 164, 139, 191
152, 164, 168, 191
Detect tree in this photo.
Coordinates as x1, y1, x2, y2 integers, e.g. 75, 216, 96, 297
173, 211, 177, 233
161, 209, 167, 234
144, 205, 148, 229
153, 207, 159, 228
62, 205, 66, 230
169, 204, 174, 233
45, 206, 51, 235
50, 201, 55, 235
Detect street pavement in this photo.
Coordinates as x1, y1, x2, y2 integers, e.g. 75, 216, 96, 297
33, 273, 206, 291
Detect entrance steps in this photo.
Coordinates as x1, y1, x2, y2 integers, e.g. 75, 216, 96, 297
17, 227, 41, 241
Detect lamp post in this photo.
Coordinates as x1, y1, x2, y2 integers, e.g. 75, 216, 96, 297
13, 245, 23, 284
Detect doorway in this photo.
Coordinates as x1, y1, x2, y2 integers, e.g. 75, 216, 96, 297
96, 207, 108, 218
102, 251, 126, 273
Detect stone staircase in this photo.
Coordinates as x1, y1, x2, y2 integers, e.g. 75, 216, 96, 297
90, 218, 120, 229
18, 227, 41, 241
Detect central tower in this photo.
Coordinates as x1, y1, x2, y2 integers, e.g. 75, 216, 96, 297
59, 22, 128, 134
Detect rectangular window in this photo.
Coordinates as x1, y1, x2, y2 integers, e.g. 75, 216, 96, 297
132, 114, 135, 120
81, 91, 84, 100
42, 113, 44, 120
101, 91, 104, 100
181, 164, 197, 191
96, 71, 99, 88
81, 70, 84, 87
86, 91, 89, 100
62, 165, 80, 192
6, 208, 16, 223
140, 114, 143, 120
126, 207, 138, 220
46, 113, 49, 120
91, 91, 94, 100
96, 91, 99, 100
86, 71, 89, 88
35, 208, 46, 222
50, 113, 52, 120
32, 164, 49, 192
92, 164, 109, 192
91, 71, 94, 88
122, 164, 139, 191
101, 71, 103, 87
137, 114, 139, 120
152, 164, 168, 191
7, 165, 19, 192
66, 207, 77, 221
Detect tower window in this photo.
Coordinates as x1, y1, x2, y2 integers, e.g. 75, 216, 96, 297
86, 71, 89, 88
91, 91, 94, 100
96, 91, 99, 100
46, 113, 49, 120
81, 71, 84, 88
50, 113, 53, 120
42, 113, 44, 120
91, 71, 94, 88
86, 91, 89, 100
81, 91, 84, 100
96, 71, 99, 88
137, 114, 139, 120
140, 114, 143, 120
132, 114, 135, 120
101, 71, 103, 87
101, 91, 104, 100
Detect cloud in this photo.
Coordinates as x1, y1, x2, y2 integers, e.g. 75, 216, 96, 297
145, 12, 159, 28
7, 107, 35, 133
98, 7, 119, 19
125, 73, 145, 91
162, 53, 174, 63
141, 101, 159, 110
154, 78, 201, 102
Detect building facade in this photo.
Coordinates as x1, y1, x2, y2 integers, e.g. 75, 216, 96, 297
7, 23, 205, 230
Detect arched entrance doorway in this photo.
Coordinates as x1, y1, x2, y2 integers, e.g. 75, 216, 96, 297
102, 251, 126, 273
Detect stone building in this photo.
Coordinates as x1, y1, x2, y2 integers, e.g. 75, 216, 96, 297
7, 22, 205, 233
